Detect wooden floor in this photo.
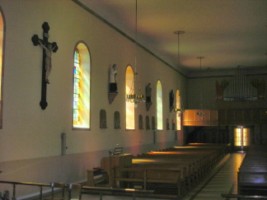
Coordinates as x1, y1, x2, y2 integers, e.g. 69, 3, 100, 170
81, 152, 245, 200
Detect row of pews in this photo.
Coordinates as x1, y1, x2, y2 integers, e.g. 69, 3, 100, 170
99, 143, 229, 198
238, 145, 267, 196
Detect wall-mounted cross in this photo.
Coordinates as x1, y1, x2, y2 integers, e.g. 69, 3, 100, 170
31, 22, 58, 110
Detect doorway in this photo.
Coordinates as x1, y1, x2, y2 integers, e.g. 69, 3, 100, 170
234, 126, 250, 152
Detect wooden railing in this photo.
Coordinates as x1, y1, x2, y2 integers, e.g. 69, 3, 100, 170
0, 180, 153, 200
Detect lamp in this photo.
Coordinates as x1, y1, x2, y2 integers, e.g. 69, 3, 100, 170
126, 0, 145, 105
197, 56, 205, 109
173, 107, 182, 112
183, 57, 218, 126
195, 56, 206, 118
174, 30, 185, 65
126, 78, 145, 104
126, 92, 145, 105
173, 30, 185, 112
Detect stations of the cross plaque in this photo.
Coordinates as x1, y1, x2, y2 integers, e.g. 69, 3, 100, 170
31, 22, 58, 110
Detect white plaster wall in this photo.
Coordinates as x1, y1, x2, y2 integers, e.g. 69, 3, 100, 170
0, 0, 185, 193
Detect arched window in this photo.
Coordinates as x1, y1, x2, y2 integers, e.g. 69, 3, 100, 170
72, 42, 90, 129
125, 65, 135, 130
176, 90, 181, 130
156, 80, 163, 130
0, 10, 4, 128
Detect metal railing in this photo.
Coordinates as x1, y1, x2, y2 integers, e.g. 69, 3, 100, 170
222, 193, 267, 199
0, 180, 154, 200
0, 180, 50, 200
82, 186, 154, 200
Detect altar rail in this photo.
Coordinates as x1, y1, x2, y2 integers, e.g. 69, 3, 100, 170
0, 180, 153, 200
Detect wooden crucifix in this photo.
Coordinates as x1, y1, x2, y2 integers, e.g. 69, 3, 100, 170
31, 22, 58, 110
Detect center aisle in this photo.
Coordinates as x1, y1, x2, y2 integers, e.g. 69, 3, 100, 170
182, 152, 245, 200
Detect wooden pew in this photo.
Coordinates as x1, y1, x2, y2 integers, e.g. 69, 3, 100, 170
116, 155, 202, 195
238, 145, 267, 196
132, 155, 205, 188
100, 154, 133, 186
133, 144, 227, 188
114, 143, 227, 197
115, 165, 183, 196
87, 168, 108, 186
137, 151, 216, 181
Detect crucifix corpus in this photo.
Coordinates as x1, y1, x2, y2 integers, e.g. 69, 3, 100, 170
31, 22, 58, 110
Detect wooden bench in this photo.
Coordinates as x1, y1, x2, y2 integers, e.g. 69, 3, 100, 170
100, 154, 132, 186
132, 157, 203, 190
117, 154, 206, 195
134, 145, 226, 187
238, 146, 267, 196
111, 143, 227, 198
87, 168, 108, 186
115, 166, 183, 196
135, 152, 213, 181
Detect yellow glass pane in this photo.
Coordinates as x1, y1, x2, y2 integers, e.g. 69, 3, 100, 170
156, 80, 163, 130
125, 66, 135, 130
234, 127, 249, 147
72, 43, 90, 129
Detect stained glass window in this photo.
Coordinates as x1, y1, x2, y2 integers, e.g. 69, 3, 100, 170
176, 90, 181, 130
0, 10, 4, 128
125, 66, 135, 130
72, 43, 90, 129
156, 80, 163, 130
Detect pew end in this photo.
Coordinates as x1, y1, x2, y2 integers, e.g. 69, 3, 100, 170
86, 168, 109, 187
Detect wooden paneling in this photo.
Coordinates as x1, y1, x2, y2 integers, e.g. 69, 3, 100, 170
183, 109, 218, 126
218, 108, 267, 125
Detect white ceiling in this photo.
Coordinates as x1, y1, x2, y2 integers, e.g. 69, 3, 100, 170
75, 0, 267, 75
